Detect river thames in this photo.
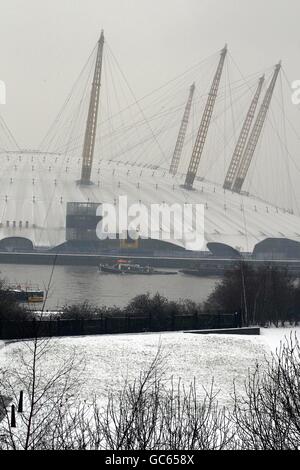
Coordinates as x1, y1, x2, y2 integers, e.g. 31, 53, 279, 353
0, 263, 218, 309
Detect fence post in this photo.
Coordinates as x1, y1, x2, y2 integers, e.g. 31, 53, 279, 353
128, 314, 132, 333
32, 317, 37, 339
236, 310, 242, 328
193, 311, 198, 329
171, 311, 175, 331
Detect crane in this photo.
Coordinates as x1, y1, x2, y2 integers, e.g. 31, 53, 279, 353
169, 83, 195, 176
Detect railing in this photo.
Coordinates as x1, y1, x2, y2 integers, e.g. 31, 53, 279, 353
0, 312, 239, 340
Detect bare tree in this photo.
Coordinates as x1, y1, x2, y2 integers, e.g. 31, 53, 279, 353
87, 350, 234, 450
0, 336, 85, 450
232, 333, 300, 450
2, 328, 300, 450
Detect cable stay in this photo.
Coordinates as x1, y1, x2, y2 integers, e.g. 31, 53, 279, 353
0, 113, 20, 152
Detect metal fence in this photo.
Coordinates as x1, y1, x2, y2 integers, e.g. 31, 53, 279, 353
0, 312, 239, 340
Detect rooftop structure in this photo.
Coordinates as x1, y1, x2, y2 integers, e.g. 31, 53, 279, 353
0, 33, 299, 256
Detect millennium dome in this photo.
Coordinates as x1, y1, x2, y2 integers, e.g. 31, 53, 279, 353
0, 33, 299, 257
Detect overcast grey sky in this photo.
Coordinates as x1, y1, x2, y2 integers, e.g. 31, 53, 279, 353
0, 0, 299, 148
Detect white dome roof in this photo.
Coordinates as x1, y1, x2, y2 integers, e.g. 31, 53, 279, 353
0, 151, 299, 252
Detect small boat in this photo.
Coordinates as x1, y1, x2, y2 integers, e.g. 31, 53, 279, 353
180, 268, 222, 277
99, 260, 177, 275
180, 261, 241, 277
9, 285, 44, 303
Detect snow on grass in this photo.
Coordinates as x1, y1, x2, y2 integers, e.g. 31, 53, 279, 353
1, 328, 299, 408
0, 332, 268, 407
260, 326, 300, 352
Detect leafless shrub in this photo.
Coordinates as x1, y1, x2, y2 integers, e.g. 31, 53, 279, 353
0, 337, 85, 450
2, 333, 300, 450
0, 341, 234, 450
232, 333, 300, 450
87, 350, 234, 450
157, 379, 234, 450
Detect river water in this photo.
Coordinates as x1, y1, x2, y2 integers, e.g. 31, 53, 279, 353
0, 264, 219, 310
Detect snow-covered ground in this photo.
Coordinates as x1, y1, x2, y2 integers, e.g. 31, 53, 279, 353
0, 327, 299, 407
261, 327, 300, 352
